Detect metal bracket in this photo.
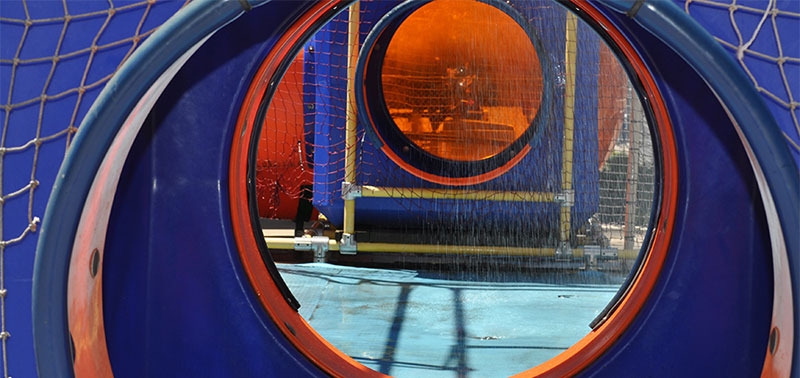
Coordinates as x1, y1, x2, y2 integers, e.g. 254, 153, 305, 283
584, 246, 600, 270
341, 182, 362, 200
554, 241, 573, 260
339, 233, 357, 255
555, 190, 575, 207
600, 247, 618, 259
583, 246, 619, 270
293, 236, 330, 263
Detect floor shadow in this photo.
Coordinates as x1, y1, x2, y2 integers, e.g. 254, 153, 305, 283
378, 284, 413, 375
442, 288, 471, 377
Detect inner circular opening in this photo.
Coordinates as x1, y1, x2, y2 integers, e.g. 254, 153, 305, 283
249, 1, 662, 376
381, 0, 543, 161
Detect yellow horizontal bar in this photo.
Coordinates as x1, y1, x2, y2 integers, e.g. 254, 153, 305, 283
360, 186, 556, 202
264, 237, 640, 259
265, 237, 340, 251
358, 243, 554, 256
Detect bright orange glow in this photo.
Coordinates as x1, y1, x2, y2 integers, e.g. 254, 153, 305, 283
597, 43, 627, 170
382, 0, 542, 161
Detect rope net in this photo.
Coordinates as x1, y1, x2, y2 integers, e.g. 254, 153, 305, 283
0, 0, 794, 376
685, 0, 800, 165
0, 1, 187, 375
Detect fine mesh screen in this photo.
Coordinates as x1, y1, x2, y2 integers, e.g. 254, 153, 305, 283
259, 0, 655, 256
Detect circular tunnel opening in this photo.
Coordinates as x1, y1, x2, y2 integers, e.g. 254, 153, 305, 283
31, 0, 795, 376
238, 1, 671, 377
357, 0, 551, 185
378, 0, 543, 163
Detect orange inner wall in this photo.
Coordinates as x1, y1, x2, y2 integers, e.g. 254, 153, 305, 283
597, 44, 627, 169
256, 51, 315, 219
381, 0, 543, 162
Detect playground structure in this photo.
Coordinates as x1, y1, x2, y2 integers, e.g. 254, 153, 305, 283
257, 0, 654, 267
0, 0, 797, 377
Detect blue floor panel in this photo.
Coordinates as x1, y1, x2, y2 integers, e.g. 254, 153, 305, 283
278, 263, 622, 377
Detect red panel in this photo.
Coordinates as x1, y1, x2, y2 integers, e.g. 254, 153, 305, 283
255, 52, 316, 220
597, 44, 626, 170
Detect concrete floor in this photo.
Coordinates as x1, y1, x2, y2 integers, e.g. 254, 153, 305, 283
278, 263, 624, 378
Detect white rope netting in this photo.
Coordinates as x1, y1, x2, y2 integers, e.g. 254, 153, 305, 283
0, 1, 187, 376
685, 0, 800, 158
0, 0, 796, 376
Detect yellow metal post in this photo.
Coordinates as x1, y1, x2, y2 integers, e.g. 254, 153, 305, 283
558, 12, 578, 257
341, 2, 360, 253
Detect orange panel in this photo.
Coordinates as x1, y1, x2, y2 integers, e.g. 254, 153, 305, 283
255, 51, 315, 220
381, 0, 542, 161
597, 43, 626, 170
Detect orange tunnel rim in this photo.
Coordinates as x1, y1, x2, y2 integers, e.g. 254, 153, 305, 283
354, 0, 554, 186
230, 1, 679, 378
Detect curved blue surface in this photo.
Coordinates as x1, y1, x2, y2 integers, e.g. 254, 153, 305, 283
597, 1, 799, 375
32, 0, 262, 376
33, 0, 794, 377
0, 3, 186, 375
102, 2, 326, 375
574, 4, 773, 375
